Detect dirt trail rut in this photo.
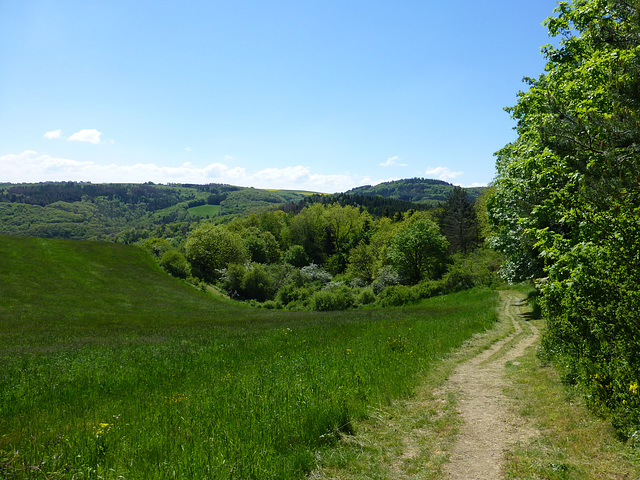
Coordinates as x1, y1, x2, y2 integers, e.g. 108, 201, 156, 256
443, 291, 539, 480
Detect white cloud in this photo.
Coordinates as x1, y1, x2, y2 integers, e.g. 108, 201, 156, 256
44, 129, 63, 140
0, 150, 371, 193
457, 182, 488, 188
68, 129, 102, 144
185, 147, 192, 152
379, 156, 407, 167
424, 166, 464, 181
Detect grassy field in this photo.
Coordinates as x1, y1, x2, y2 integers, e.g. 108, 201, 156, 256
0, 235, 499, 479
187, 204, 220, 217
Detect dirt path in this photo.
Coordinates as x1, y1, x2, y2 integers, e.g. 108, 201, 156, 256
443, 291, 540, 480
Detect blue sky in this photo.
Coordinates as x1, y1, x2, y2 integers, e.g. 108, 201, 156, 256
1, 0, 559, 192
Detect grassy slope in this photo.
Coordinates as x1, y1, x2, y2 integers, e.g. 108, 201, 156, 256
0, 235, 500, 479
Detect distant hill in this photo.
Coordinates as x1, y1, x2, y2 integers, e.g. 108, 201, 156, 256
344, 178, 486, 205
0, 179, 486, 241
0, 182, 312, 240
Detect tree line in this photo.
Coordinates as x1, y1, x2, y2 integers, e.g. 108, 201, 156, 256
488, 0, 640, 439
144, 186, 498, 311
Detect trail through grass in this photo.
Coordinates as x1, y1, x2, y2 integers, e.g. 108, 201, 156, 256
0, 235, 499, 479
309, 289, 640, 480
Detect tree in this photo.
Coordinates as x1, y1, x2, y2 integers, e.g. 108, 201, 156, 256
324, 203, 370, 255
243, 229, 281, 264
388, 218, 449, 284
282, 244, 309, 268
242, 263, 275, 302
489, 0, 640, 438
347, 241, 377, 283
185, 223, 248, 282
283, 203, 327, 264
440, 186, 478, 254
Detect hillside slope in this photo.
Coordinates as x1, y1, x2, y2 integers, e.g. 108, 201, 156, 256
0, 235, 248, 349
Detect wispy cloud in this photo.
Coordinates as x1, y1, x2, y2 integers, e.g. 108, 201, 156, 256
424, 166, 463, 181
67, 129, 102, 144
0, 150, 376, 193
379, 156, 407, 167
44, 129, 63, 140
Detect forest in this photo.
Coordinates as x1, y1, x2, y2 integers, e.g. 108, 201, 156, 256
0, 178, 496, 312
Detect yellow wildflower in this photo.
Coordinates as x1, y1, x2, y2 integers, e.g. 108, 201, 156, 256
94, 423, 111, 435
630, 382, 639, 395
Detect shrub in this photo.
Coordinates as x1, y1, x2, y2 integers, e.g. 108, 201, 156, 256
219, 263, 246, 293
414, 279, 443, 299
355, 288, 376, 306
309, 286, 354, 311
260, 300, 281, 309
242, 263, 276, 302
185, 224, 248, 282
376, 285, 419, 307
442, 248, 503, 291
140, 237, 174, 258
276, 284, 317, 309
159, 250, 191, 279
300, 263, 333, 285
372, 265, 400, 294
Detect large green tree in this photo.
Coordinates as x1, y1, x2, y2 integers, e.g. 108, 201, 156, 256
185, 223, 248, 282
489, 0, 640, 437
388, 218, 448, 284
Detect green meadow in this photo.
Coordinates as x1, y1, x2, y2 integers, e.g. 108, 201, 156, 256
0, 235, 499, 479
187, 204, 220, 218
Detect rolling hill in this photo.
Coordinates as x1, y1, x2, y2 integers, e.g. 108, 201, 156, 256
344, 178, 486, 204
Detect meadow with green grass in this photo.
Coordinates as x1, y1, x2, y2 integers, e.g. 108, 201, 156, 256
187, 204, 220, 218
0, 235, 499, 479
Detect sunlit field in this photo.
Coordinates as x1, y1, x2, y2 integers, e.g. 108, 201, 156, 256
0, 235, 499, 479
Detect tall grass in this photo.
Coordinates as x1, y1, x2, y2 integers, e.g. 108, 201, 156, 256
0, 235, 499, 479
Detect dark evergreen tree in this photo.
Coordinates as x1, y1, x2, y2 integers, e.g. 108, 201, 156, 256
440, 186, 478, 254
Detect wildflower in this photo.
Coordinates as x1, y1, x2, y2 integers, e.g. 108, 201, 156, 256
346, 348, 352, 355
630, 382, 639, 395
94, 423, 111, 436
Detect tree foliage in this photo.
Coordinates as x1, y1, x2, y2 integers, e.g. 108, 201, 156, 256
489, 0, 640, 438
440, 186, 479, 254
388, 218, 449, 284
185, 224, 248, 282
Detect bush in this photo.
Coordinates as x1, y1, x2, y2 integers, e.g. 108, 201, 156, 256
242, 264, 276, 302
276, 284, 317, 310
140, 237, 174, 258
159, 250, 191, 279
260, 300, 281, 309
219, 263, 247, 293
309, 286, 354, 311
442, 248, 503, 291
376, 285, 419, 307
414, 279, 443, 299
355, 288, 376, 306
372, 265, 400, 294
300, 263, 333, 285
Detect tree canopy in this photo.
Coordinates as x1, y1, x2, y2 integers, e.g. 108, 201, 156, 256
489, 0, 640, 438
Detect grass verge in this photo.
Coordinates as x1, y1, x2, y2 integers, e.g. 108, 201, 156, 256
503, 317, 640, 479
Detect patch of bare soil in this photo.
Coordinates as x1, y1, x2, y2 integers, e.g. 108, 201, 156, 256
442, 291, 539, 480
